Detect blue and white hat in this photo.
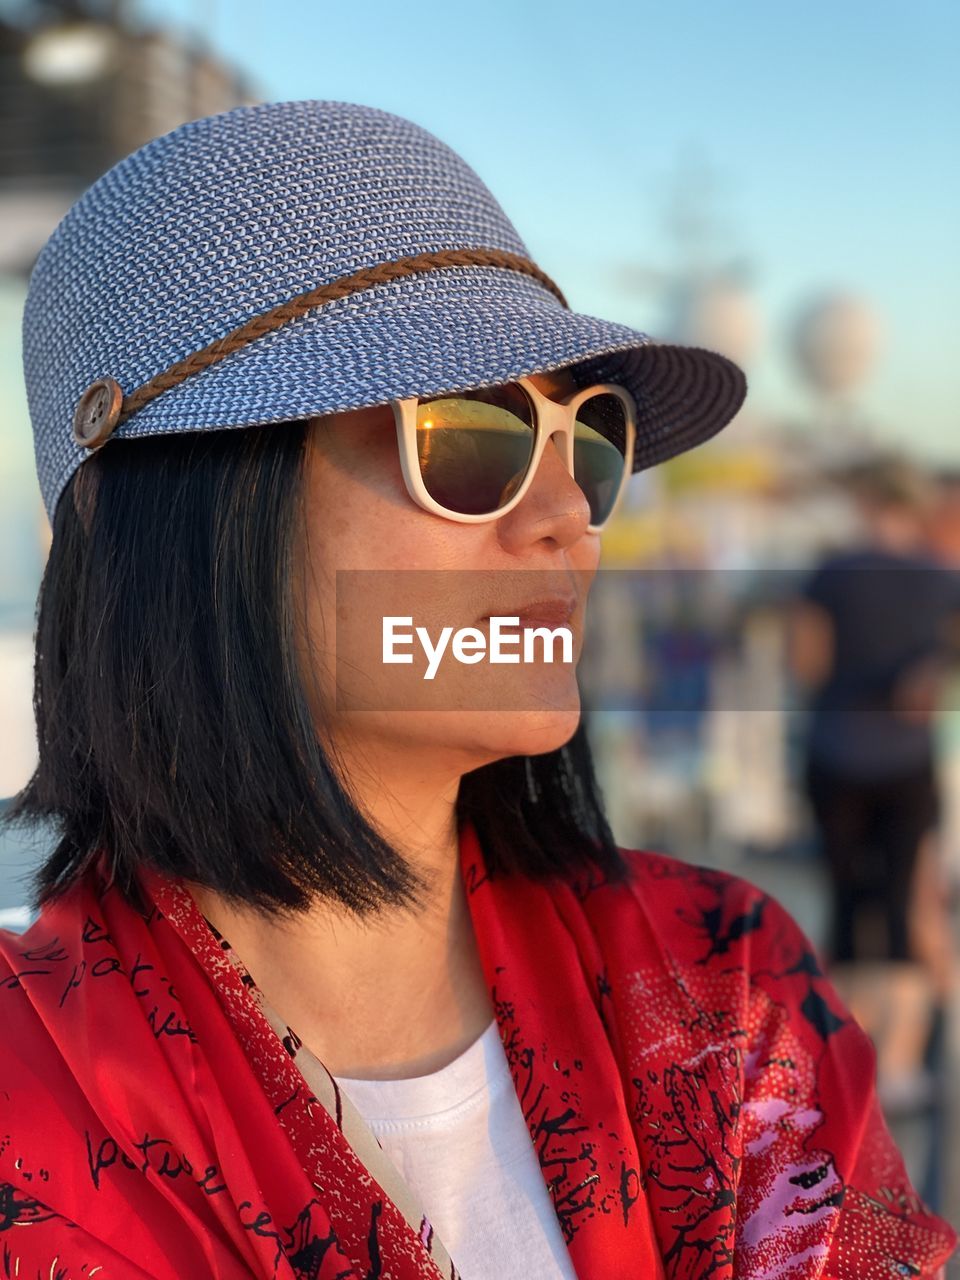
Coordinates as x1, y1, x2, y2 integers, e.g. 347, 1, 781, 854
22, 98, 747, 526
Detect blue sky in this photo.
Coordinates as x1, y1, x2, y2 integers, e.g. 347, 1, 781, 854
131, 0, 959, 457
50, 1, 960, 460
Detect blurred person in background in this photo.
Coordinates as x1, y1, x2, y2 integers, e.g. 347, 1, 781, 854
789, 453, 960, 1110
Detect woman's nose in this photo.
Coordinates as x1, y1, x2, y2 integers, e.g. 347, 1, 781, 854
496, 431, 592, 553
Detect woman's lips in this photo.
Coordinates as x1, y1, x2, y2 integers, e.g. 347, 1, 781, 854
479, 597, 577, 629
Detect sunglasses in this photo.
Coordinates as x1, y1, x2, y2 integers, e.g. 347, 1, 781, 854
389, 376, 637, 532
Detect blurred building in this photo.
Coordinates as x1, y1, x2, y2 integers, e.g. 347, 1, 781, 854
0, 0, 261, 804
1, 1, 261, 276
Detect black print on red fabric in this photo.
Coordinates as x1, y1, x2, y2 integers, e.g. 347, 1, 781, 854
498, 1024, 594, 1241
237, 1196, 351, 1280
799, 987, 847, 1041
789, 1161, 843, 1205
204, 917, 258, 988
490, 978, 638, 1246
657, 857, 849, 1046
81, 916, 113, 946
1, 932, 70, 991
695, 895, 767, 960
195, 1165, 229, 1196
786, 949, 826, 979
285, 1198, 352, 1280
0, 963, 53, 992
282, 1025, 303, 1057
275, 1084, 302, 1118
0, 1181, 62, 1229
634, 1053, 741, 1274
366, 1199, 384, 1280
145, 1003, 196, 1041
645, 967, 743, 1252
84, 1128, 229, 1200
616, 856, 868, 1277
594, 967, 617, 1039
18, 936, 68, 965
750, 938, 849, 1045
35, 912, 197, 1045
128, 953, 154, 996
618, 1161, 643, 1228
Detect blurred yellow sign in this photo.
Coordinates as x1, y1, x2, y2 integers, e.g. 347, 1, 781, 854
659, 445, 776, 494
600, 512, 705, 565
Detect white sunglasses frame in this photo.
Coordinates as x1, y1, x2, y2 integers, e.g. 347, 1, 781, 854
388, 376, 638, 533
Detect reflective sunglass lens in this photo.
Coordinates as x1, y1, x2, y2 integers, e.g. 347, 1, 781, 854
573, 393, 630, 526
415, 383, 535, 515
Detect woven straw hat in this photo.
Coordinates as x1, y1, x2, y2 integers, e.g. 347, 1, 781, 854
23, 98, 747, 526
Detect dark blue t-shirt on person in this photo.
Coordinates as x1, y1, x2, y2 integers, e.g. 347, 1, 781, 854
800, 545, 960, 780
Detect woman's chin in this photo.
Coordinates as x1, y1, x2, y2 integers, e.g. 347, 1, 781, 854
335, 700, 582, 768
333, 658, 583, 751
425, 703, 583, 765
477, 705, 583, 760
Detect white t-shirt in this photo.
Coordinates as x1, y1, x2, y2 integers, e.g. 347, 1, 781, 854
334, 1018, 578, 1280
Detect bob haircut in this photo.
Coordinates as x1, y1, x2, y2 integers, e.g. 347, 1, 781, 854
2, 418, 630, 920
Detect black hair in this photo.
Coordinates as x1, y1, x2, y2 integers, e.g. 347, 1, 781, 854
1, 419, 629, 921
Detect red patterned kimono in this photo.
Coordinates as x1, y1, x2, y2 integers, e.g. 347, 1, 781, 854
0, 820, 955, 1278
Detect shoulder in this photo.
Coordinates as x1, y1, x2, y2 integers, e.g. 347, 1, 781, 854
0, 892, 82, 993
573, 845, 846, 1054
578, 844, 808, 976
0, 878, 99, 1076
0, 864, 152, 1069
0, 867, 106, 976
586, 853, 957, 1273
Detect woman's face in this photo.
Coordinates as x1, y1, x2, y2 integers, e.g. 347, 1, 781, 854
295, 367, 604, 776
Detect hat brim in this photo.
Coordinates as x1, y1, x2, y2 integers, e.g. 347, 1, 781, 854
565, 340, 746, 475
52, 265, 746, 515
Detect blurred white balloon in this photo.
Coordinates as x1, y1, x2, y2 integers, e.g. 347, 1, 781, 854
791, 294, 883, 396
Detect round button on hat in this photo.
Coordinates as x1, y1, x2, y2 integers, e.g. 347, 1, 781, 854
72, 377, 124, 449
23, 99, 747, 526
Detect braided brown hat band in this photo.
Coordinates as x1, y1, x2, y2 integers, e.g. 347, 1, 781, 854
71, 248, 569, 450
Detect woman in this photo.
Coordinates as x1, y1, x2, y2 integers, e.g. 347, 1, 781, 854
1, 100, 954, 1279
